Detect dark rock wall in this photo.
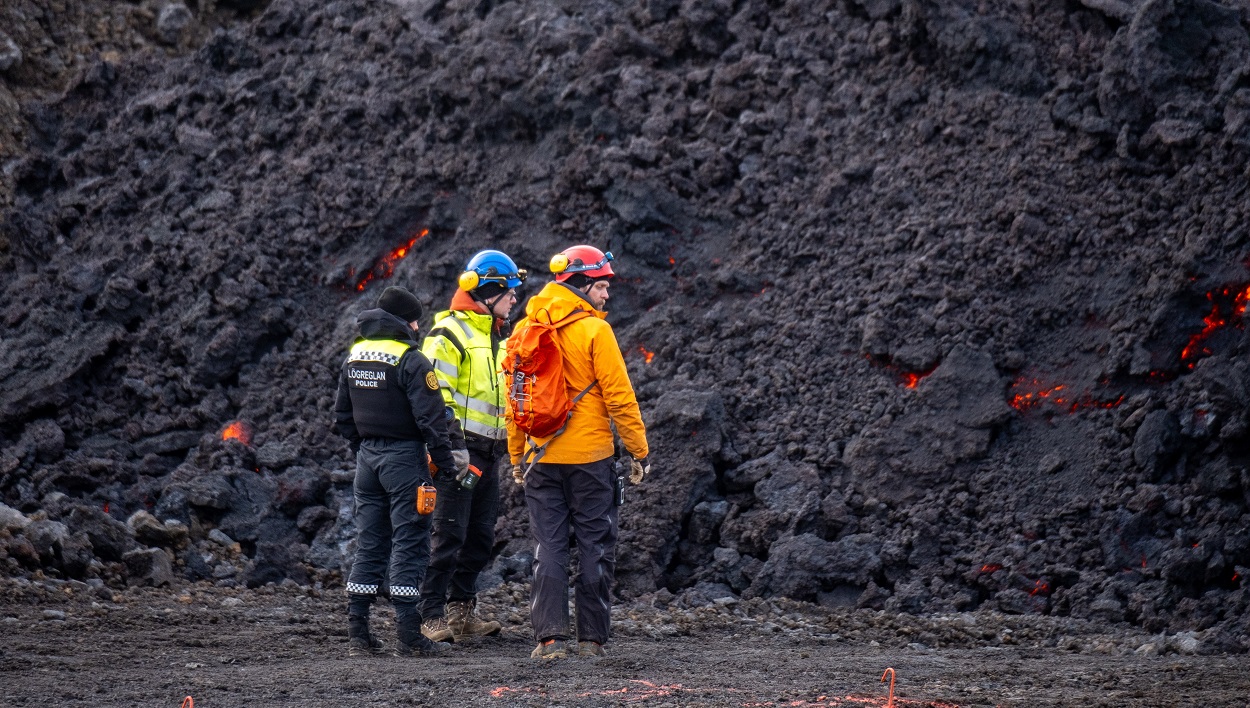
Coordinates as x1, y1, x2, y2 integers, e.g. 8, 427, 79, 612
3, 0, 1250, 649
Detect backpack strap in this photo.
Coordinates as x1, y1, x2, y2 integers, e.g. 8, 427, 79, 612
520, 379, 598, 473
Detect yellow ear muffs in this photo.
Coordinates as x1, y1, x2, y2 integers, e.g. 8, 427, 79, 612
458, 270, 480, 291
549, 253, 570, 273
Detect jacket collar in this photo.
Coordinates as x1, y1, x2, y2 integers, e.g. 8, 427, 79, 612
525, 281, 607, 323
356, 308, 419, 343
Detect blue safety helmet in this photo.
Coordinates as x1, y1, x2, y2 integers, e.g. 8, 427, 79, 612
457, 249, 526, 292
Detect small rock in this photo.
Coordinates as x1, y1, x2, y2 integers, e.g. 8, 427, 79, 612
0, 33, 22, 72
221, 597, 244, 607
42, 610, 66, 621
157, 3, 193, 45
1169, 631, 1202, 655
1038, 452, 1066, 474
208, 529, 236, 547
0, 502, 30, 531
122, 547, 174, 587
127, 510, 188, 548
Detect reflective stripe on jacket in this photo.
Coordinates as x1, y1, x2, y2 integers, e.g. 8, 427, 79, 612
422, 307, 507, 440
505, 281, 649, 465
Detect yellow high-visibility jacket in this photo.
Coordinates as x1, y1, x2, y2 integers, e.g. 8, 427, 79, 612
422, 306, 507, 441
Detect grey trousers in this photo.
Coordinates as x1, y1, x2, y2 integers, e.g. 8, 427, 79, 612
524, 457, 618, 645
347, 438, 433, 601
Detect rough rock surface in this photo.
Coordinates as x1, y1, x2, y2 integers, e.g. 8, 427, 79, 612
3, 0, 1250, 657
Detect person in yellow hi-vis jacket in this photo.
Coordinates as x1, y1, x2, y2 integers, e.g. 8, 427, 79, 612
418, 250, 524, 644
507, 245, 650, 660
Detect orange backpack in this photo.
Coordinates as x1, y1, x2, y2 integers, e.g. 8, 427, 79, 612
502, 308, 596, 468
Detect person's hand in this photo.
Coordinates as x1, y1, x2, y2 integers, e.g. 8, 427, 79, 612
511, 464, 525, 486
629, 456, 650, 485
451, 449, 470, 477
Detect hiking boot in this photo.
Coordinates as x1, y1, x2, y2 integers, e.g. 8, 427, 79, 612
347, 609, 384, 657
421, 616, 454, 643
577, 641, 606, 657
529, 638, 568, 659
394, 634, 451, 657
395, 608, 450, 657
446, 600, 502, 641
348, 636, 385, 657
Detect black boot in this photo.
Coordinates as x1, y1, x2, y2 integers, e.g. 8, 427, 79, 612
347, 595, 384, 657
393, 600, 450, 657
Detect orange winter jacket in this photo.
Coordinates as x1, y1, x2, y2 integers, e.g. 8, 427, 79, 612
506, 281, 649, 465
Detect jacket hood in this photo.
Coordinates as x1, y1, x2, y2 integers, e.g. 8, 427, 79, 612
449, 289, 490, 315
356, 308, 419, 343
524, 281, 607, 324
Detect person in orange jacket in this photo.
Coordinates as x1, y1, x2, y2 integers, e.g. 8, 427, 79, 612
507, 245, 650, 660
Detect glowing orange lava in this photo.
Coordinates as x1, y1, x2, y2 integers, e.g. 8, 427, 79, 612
354, 229, 430, 291
901, 363, 938, 389
637, 346, 655, 364
980, 563, 1003, 574
1009, 377, 1124, 413
221, 421, 252, 446
1179, 283, 1250, 369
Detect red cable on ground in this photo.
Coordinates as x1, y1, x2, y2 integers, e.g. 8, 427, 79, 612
181, 697, 194, 708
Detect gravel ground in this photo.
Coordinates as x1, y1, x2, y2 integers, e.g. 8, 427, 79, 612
3, 578, 1248, 707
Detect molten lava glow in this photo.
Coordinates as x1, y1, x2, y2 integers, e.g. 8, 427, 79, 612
637, 346, 655, 364
1029, 580, 1050, 597
1179, 284, 1250, 369
980, 564, 1003, 574
221, 421, 252, 446
864, 354, 938, 388
901, 363, 939, 389
354, 229, 430, 292
1009, 377, 1124, 413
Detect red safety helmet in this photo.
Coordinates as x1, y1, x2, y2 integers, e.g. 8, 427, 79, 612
549, 245, 615, 282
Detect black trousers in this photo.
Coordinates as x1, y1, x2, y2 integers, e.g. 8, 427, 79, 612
417, 445, 502, 618
525, 457, 618, 645
347, 438, 432, 601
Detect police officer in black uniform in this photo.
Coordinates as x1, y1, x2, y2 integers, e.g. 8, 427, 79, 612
333, 286, 468, 657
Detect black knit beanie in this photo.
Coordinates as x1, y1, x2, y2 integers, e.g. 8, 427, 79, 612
474, 281, 509, 301
377, 286, 423, 323
563, 273, 609, 290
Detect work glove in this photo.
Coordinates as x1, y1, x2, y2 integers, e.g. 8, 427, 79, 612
629, 456, 650, 485
451, 449, 470, 476
511, 464, 525, 486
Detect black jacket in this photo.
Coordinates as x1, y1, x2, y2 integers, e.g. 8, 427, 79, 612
333, 308, 457, 472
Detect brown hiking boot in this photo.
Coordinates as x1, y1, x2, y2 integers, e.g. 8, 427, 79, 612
421, 616, 454, 643
446, 600, 502, 641
529, 638, 568, 659
577, 641, 606, 657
